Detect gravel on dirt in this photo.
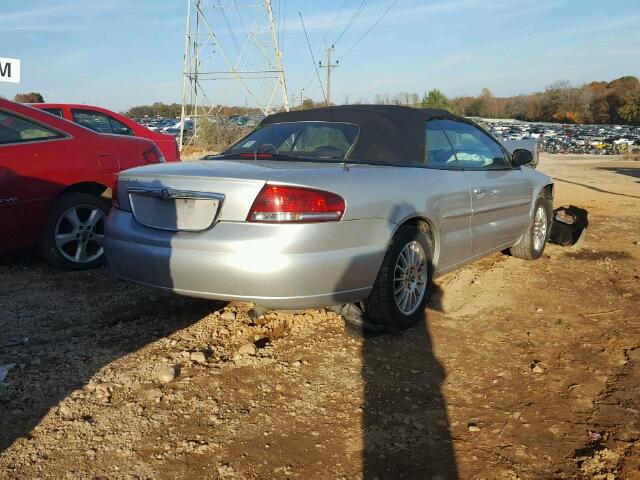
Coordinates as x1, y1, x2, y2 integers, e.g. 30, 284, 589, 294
1, 154, 639, 479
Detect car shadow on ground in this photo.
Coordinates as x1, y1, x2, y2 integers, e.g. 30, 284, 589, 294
359, 280, 458, 479
333, 204, 459, 479
553, 176, 640, 198
595, 166, 640, 179
0, 252, 220, 453
0, 186, 219, 454
595, 166, 640, 184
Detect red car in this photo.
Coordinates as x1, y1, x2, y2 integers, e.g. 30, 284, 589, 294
0, 99, 165, 269
32, 103, 180, 162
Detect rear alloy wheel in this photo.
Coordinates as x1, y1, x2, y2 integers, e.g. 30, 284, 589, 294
394, 241, 428, 315
364, 225, 432, 329
509, 196, 550, 260
41, 193, 110, 270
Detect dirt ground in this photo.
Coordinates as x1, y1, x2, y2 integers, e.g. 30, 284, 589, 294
1, 154, 639, 479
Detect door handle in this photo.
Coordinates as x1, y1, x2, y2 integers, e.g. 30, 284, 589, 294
472, 187, 485, 195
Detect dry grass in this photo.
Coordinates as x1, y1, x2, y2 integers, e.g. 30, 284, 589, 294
195, 121, 251, 151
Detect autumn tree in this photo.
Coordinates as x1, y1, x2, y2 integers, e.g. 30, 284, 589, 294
449, 76, 639, 124
14, 92, 44, 103
619, 93, 640, 125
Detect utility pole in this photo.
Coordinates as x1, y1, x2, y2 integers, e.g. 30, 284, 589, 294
319, 45, 338, 106
300, 88, 304, 108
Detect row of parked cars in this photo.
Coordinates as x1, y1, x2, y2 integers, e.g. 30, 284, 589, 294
133, 114, 267, 141
136, 117, 194, 139
484, 120, 640, 155
0, 99, 180, 269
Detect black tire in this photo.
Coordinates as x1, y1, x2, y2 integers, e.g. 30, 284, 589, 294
364, 225, 433, 329
509, 196, 551, 260
40, 192, 110, 270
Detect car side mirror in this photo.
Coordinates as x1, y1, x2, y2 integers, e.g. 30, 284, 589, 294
512, 149, 533, 167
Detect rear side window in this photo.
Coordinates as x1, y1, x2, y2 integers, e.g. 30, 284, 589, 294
108, 116, 133, 136
42, 108, 64, 118
0, 111, 63, 145
72, 109, 133, 136
425, 120, 459, 169
438, 119, 511, 170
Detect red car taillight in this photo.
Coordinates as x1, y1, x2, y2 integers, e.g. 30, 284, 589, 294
247, 185, 345, 223
143, 146, 165, 164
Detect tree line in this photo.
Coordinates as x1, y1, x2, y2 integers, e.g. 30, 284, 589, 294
371, 76, 640, 125
124, 103, 261, 119
12, 75, 640, 125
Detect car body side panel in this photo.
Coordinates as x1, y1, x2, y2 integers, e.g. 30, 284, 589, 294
463, 168, 533, 255
0, 137, 90, 249
115, 160, 474, 272
264, 165, 474, 271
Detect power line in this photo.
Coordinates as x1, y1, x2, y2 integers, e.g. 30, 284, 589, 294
217, 0, 241, 53
232, 0, 248, 40
302, 72, 318, 92
333, 0, 370, 47
337, 0, 400, 62
323, 0, 349, 46
298, 12, 327, 104
296, 1, 349, 101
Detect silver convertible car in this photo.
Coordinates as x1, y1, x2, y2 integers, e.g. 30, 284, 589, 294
105, 106, 553, 328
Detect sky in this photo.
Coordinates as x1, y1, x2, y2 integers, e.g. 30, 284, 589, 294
1, 0, 639, 112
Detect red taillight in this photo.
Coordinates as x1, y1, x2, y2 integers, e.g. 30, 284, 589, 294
247, 185, 345, 223
143, 146, 165, 164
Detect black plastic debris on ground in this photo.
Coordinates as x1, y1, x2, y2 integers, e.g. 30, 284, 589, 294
549, 205, 589, 247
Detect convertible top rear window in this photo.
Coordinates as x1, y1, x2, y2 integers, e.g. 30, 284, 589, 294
225, 121, 359, 159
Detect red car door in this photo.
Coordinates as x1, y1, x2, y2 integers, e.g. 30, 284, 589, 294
0, 110, 72, 250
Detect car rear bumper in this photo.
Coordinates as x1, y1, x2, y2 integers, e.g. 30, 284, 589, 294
105, 210, 392, 309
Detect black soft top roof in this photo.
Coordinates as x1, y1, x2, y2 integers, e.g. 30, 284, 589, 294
260, 105, 464, 165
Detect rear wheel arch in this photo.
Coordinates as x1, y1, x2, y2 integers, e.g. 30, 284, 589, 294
390, 216, 438, 266
60, 181, 111, 201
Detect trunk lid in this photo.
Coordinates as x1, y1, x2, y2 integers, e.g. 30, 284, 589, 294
115, 159, 347, 228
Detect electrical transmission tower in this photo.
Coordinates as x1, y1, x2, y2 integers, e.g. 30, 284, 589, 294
179, 0, 290, 149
